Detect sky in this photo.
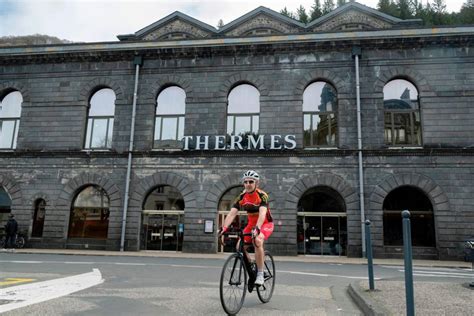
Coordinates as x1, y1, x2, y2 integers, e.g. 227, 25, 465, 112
0, 0, 467, 43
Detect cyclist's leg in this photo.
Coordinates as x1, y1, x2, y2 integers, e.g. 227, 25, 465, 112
254, 222, 274, 271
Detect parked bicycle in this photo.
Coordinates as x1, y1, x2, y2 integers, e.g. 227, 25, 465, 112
0, 231, 26, 249
219, 230, 275, 315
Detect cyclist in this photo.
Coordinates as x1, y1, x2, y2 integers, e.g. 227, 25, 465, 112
219, 170, 274, 285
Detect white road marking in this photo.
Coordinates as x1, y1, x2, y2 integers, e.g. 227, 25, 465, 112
399, 269, 474, 277
412, 273, 470, 279
279, 270, 382, 280
114, 263, 147, 266
64, 261, 96, 265
0, 269, 104, 313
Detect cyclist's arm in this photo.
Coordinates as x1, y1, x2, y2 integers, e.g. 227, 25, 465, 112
256, 206, 268, 230
222, 207, 239, 229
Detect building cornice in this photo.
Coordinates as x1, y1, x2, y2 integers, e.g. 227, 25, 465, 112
0, 26, 473, 64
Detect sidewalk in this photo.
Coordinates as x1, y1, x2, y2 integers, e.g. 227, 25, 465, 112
3, 248, 474, 315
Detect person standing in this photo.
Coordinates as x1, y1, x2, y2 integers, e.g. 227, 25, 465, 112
219, 170, 274, 285
5, 214, 18, 249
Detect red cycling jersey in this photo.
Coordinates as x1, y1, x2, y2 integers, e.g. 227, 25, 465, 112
232, 188, 274, 243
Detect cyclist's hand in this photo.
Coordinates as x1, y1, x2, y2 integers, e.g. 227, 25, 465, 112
252, 226, 261, 239
218, 226, 228, 237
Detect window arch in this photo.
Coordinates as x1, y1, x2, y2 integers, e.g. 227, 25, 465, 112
84, 88, 116, 149
383, 79, 422, 146
383, 186, 435, 247
227, 84, 260, 137
154, 86, 186, 148
0, 91, 22, 149
303, 81, 338, 147
68, 185, 110, 239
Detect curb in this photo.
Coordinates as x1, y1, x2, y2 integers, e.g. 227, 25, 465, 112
347, 282, 390, 316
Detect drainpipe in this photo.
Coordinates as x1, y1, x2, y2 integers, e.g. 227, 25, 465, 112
352, 46, 366, 257
120, 55, 143, 252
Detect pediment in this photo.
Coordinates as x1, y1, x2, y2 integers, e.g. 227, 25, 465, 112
219, 7, 305, 37
307, 2, 417, 32
117, 11, 217, 41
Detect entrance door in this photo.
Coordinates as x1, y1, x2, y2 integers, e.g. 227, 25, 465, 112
297, 214, 347, 256
142, 211, 184, 251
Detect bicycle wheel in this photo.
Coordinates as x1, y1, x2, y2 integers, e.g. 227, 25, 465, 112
16, 236, 25, 248
220, 253, 247, 315
257, 251, 275, 303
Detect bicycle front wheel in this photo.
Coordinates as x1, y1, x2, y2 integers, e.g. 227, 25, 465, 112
257, 251, 275, 303
220, 253, 247, 315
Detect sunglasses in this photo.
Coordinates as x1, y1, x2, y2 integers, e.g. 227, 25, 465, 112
243, 180, 255, 184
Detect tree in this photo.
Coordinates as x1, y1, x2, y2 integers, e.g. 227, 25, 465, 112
337, 0, 347, 6
310, 0, 323, 21
217, 19, 224, 29
280, 7, 295, 19
377, 0, 398, 17
322, 0, 335, 15
459, 0, 474, 24
296, 5, 309, 23
396, 0, 413, 19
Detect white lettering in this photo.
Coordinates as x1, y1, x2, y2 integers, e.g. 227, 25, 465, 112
284, 135, 297, 149
214, 135, 226, 150
183, 136, 193, 150
196, 136, 209, 150
270, 135, 282, 149
248, 134, 265, 150
230, 135, 243, 150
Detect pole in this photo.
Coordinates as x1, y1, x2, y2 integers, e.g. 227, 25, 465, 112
352, 46, 366, 257
120, 55, 142, 252
365, 220, 375, 290
402, 210, 415, 316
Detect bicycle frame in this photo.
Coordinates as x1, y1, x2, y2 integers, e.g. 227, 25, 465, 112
225, 230, 256, 287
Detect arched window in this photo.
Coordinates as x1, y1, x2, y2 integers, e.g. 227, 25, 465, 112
383, 186, 435, 247
303, 81, 338, 147
227, 84, 260, 137
84, 88, 116, 149
0, 91, 22, 149
32, 199, 46, 237
383, 79, 422, 146
0, 187, 12, 227
154, 86, 186, 148
68, 185, 110, 239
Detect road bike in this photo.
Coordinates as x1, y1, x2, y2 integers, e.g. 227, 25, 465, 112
219, 230, 276, 315
0, 232, 26, 249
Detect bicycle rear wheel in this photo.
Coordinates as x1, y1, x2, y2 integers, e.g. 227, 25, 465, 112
257, 251, 275, 303
16, 236, 25, 248
220, 253, 247, 315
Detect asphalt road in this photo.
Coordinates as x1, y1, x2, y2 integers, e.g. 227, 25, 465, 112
0, 253, 471, 315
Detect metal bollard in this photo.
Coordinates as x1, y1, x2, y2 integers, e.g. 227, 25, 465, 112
365, 220, 375, 290
402, 210, 415, 316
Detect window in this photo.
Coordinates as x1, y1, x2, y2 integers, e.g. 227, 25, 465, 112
0, 91, 22, 149
68, 185, 110, 239
303, 81, 338, 147
227, 84, 260, 137
84, 88, 115, 149
154, 86, 185, 148
384, 79, 422, 146
32, 199, 46, 237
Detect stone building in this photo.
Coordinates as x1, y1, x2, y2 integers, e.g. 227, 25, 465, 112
0, 2, 473, 259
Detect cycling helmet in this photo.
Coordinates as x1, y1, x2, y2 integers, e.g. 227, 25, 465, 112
242, 170, 260, 181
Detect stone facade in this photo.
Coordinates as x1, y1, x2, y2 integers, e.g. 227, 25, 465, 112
0, 3, 473, 259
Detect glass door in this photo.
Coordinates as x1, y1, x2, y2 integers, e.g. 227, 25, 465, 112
217, 212, 247, 253
297, 214, 347, 256
142, 211, 184, 251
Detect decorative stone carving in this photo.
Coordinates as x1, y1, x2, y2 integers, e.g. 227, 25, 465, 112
142, 19, 212, 40
311, 11, 393, 32
224, 14, 301, 37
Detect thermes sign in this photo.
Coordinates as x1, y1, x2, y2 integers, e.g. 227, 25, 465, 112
182, 135, 296, 151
